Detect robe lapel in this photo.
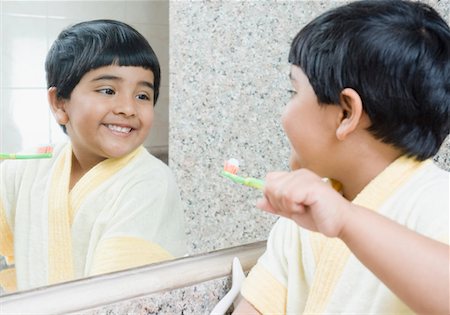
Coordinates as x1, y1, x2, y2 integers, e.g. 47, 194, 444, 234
304, 157, 430, 314
47, 144, 143, 284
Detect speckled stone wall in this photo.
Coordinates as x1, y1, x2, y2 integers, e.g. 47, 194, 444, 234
169, 0, 450, 256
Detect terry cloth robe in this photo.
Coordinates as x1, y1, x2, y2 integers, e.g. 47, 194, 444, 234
241, 156, 449, 314
0, 143, 187, 292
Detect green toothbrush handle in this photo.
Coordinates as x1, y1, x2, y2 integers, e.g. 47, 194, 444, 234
220, 170, 265, 190
242, 177, 265, 190
0, 153, 53, 160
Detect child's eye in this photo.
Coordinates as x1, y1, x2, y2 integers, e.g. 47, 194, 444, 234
136, 93, 150, 101
287, 89, 297, 97
98, 88, 115, 95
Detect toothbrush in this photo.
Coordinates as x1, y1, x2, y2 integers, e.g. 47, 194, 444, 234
0, 146, 53, 160
221, 158, 343, 192
220, 158, 265, 190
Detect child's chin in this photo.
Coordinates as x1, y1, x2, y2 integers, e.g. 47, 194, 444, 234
288, 151, 302, 170
105, 147, 137, 159
289, 159, 302, 170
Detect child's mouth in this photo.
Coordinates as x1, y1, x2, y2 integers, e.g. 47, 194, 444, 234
106, 124, 132, 134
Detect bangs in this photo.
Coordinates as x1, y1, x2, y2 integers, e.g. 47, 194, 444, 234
288, 24, 343, 106
91, 40, 158, 71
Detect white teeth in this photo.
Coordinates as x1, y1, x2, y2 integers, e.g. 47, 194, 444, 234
107, 124, 132, 133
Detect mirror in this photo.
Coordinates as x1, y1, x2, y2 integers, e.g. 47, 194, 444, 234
2, 0, 448, 299
0, 0, 173, 294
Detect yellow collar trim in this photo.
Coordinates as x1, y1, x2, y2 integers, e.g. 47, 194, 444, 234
48, 144, 73, 284
352, 156, 431, 210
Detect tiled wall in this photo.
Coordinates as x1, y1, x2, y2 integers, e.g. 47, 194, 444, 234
0, 1, 169, 156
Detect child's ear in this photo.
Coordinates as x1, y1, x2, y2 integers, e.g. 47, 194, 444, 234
336, 88, 363, 141
48, 87, 69, 125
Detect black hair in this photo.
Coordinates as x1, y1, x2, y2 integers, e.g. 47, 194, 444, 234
289, 0, 450, 160
45, 19, 161, 132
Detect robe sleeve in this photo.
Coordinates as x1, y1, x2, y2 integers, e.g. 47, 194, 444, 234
0, 161, 17, 291
241, 217, 311, 314
89, 165, 187, 275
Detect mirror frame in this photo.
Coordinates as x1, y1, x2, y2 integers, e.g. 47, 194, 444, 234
0, 241, 265, 314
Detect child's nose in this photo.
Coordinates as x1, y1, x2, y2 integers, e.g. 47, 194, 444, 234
113, 96, 137, 116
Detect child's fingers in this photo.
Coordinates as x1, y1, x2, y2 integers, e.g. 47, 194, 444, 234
265, 171, 289, 181
278, 179, 309, 214
256, 196, 278, 214
261, 168, 352, 236
257, 195, 307, 218
263, 171, 309, 216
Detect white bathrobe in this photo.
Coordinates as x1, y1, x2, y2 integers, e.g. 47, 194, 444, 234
241, 157, 449, 314
0, 143, 186, 292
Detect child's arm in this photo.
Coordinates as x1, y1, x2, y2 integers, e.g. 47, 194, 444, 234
257, 169, 449, 315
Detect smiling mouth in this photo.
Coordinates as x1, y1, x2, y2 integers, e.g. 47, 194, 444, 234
106, 124, 133, 134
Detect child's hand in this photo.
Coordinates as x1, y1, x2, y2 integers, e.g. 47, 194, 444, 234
257, 169, 352, 238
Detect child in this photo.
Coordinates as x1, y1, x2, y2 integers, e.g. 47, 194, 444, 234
0, 20, 187, 292
234, 0, 449, 314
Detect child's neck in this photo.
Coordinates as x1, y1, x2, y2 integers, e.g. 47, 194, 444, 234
69, 152, 106, 190
69, 163, 84, 190
337, 144, 403, 201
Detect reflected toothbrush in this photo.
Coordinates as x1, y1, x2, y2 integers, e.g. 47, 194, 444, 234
220, 158, 265, 190
0, 146, 53, 160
